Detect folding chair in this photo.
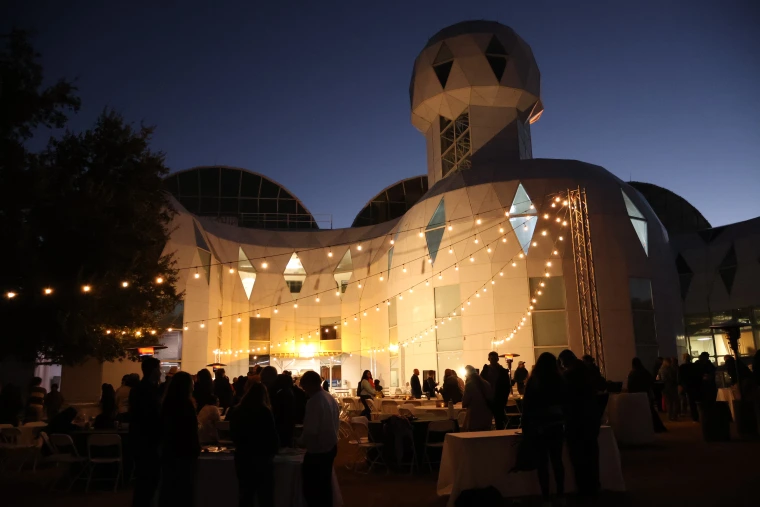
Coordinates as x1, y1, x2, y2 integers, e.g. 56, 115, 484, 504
423, 419, 455, 472
339, 420, 368, 470
46, 433, 88, 491
85, 433, 123, 492
349, 421, 386, 474
381, 400, 400, 415
0, 426, 39, 472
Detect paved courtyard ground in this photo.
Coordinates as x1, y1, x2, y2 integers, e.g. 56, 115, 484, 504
2, 420, 759, 507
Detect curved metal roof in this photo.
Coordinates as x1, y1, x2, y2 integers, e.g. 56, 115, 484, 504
351, 176, 429, 227
163, 166, 318, 230
628, 181, 711, 235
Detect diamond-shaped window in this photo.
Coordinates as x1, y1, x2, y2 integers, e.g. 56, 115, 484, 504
334, 250, 353, 294
485, 35, 509, 81
433, 42, 454, 88
621, 189, 648, 256
425, 198, 446, 264
237, 247, 256, 300
508, 183, 538, 254
284, 252, 306, 293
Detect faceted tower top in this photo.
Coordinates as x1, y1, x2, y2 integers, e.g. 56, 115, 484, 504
409, 20, 543, 133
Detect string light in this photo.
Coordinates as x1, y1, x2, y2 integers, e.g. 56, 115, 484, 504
261, 260, 268, 269
82, 285, 91, 293
156, 277, 164, 284
122, 281, 130, 287
237, 316, 242, 322
328, 249, 333, 257
228, 265, 235, 274
43, 288, 53, 295
476, 217, 482, 225
316, 297, 320, 303
200, 322, 206, 328
357, 245, 363, 251
447, 223, 453, 231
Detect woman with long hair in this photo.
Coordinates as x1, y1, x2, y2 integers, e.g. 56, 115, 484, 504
94, 383, 117, 429
522, 352, 566, 504
230, 381, 278, 507
358, 370, 374, 418
193, 368, 215, 412
159, 371, 200, 506
462, 366, 493, 431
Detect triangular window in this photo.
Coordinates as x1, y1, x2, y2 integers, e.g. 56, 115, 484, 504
485, 36, 509, 82
237, 247, 256, 300
334, 250, 353, 294
508, 183, 538, 254
425, 198, 446, 265
439, 110, 471, 178
433, 42, 454, 88
283, 253, 306, 293
193, 221, 210, 251
621, 189, 648, 255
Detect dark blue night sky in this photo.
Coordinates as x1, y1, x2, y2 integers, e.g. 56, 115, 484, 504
6, 0, 759, 228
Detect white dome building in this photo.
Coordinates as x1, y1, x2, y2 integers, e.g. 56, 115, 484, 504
61, 21, 684, 396
139, 21, 684, 387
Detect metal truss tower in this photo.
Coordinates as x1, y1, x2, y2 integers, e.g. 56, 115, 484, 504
567, 187, 605, 376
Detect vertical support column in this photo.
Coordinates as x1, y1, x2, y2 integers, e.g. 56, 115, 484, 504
568, 187, 606, 376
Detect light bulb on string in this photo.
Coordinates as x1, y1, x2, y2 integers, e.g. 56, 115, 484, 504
390, 238, 394, 245
237, 315, 242, 322
200, 322, 205, 328
105, 330, 111, 335
551, 203, 556, 208
447, 223, 452, 231
229, 265, 235, 274
556, 217, 561, 223
499, 225, 505, 233
82, 285, 91, 293
402, 265, 407, 273
122, 281, 130, 287
438, 274, 443, 280
512, 261, 517, 267
449, 247, 453, 254
294, 303, 298, 308
532, 242, 537, 247
358, 283, 362, 288
256, 311, 261, 318
544, 214, 549, 219
418, 229, 424, 238
476, 217, 482, 225
183, 326, 189, 331
541, 230, 547, 236
379, 275, 384, 281
43, 288, 53, 295
427, 257, 432, 264
328, 249, 333, 258
519, 253, 524, 259
553, 250, 559, 255
505, 211, 510, 217
487, 247, 492, 253
357, 245, 363, 251
523, 224, 528, 231
469, 256, 474, 262
474, 237, 479, 244
274, 307, 279, 314
261, 260, 268, 269
156, 277, 164, 284
559, 236, 564, 241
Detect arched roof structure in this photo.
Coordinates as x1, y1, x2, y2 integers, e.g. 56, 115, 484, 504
163, 166, 318, 230
628, 181, 711, 235
351, 176, 429, 227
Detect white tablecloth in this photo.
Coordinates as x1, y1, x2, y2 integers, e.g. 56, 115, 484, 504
606, 392, 654, 445
716, 388, 737, 421
412, 404, 464, 419
196, 450, 342, 507
437, 427, 625, 506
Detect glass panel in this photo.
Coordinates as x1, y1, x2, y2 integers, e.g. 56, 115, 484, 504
249, 318, 270, 341
621, 189, 645, 219
155, 331, 182, 361
259, 178, 280, 199
220, 169, 240, 197
688, 333, 714, 358
434, 285, 460, 318
630, 218, 649, 256
178, 170, 199, 196
198, 167, 219, 197
285, 280, 303, 293
510, 215, 537, 254
284, 253, 306, 275
629, 278, 653, 310
711, 312, 732, 326
510, 183, 536, 215
632, 311, 658, 344
237, 247, 256, 300
486, 36, 508, 56
529, 277, 565, 310
433, 61, 453, 87
240, 172, 262, 197
436, 318, 463, 351
486, 55, 507, 81
532, 311, 567, 346
425, 228, 445, 264
427, 198, 446, 230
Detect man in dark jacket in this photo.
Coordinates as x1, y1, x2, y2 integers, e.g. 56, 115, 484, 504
213, 368, 233, 409
129, 357, 162, 507
424, 372, 438, 399
481, 352, 511, 429
410, 369, 423, 399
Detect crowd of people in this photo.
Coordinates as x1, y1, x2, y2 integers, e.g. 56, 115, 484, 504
128, 358, 339, 507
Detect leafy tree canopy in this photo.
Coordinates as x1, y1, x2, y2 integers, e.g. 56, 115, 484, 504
0, 30, 182, 365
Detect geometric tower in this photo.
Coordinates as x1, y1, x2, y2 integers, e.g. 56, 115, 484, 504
621, 189, 648, 256
508, 183, 538, 254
